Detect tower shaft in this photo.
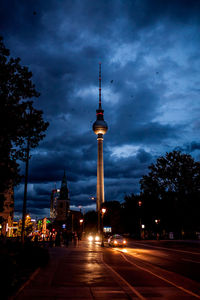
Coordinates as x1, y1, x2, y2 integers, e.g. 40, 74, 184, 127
96, 134, 105, 212
92, 63, 108, 233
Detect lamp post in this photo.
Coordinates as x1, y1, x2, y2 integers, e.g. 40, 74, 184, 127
90, 196, 99, 233
141, 224, 145, 239
21, 105, 32, 245
101, 208, 106, 247
138, 200, 142, 239
79, 219, 84, 238
155, 219, 160, 240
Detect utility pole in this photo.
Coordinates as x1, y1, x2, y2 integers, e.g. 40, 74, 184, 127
21, 135, 30, 244
21, 106, 32, 245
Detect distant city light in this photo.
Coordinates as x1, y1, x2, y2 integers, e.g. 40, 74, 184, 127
104, 226, 111, 232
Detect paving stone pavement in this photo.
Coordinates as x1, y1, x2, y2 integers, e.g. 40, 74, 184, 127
13, 241, 134, 300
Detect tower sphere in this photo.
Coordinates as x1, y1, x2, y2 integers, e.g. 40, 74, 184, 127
93, 119, 108, 135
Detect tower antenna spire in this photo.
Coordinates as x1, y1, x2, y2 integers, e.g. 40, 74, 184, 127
99, 62, 101, 109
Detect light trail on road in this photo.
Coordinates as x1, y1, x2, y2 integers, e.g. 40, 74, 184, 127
112, 248, 200, 299
130, 241, 200, 255
182, 258, 200, 264
101, 253, 146, 300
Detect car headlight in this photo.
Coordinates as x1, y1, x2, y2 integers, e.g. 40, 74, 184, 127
114, 240, 118, 244
88, 236, 93, 241
95, 235, 100, 241
123, 240, 126, 244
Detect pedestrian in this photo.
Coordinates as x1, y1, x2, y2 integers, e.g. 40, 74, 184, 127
55, 231, 61, 247
34, 234, 38, 245
78, 232, 81, 241
49, 233, 53, 247
73, 232, 78, 247
65, 231, 69, 247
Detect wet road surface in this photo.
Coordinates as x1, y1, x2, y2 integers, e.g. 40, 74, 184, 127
123, 240, 200, 283
14, 240, 200, 300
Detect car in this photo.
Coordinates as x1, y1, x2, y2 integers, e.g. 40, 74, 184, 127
87, 233, 100, 242
108, 234, 127, 247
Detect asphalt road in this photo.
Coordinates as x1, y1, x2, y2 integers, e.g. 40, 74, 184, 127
124, 240, 200, 282
14, 239, 200, 300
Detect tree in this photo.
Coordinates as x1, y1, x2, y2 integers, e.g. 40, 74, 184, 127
84, 211, 98, 233
122, 194, 144, 237
0, 37, 49, 206
102, 201, 123, 234
140, 151, 200, 236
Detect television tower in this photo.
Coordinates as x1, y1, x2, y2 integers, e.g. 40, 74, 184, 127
93, 63, 108, 232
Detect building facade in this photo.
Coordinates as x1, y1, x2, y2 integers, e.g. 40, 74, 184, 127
50, 171, 70, 224
50, 188, 60, 219
0, 186, 14, 236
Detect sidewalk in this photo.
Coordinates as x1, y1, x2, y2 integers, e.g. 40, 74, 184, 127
12, 241, 134, 300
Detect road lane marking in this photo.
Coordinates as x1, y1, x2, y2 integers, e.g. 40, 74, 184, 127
120, 252, 200, 299
101, 254, 146, 300
131, 242, 200, 255
182, 258, 200, 264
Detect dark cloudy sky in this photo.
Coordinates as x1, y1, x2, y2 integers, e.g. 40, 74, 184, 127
1, 0, 200, 219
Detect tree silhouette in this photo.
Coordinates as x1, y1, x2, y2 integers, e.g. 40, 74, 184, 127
140, 151, 200, 236
0, 37, 49, 206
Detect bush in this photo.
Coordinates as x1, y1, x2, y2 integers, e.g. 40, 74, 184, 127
0, 238, 49, 299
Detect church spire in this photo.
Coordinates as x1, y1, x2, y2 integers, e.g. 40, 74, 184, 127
63, 169, 66, 181
60, 170, 68, 200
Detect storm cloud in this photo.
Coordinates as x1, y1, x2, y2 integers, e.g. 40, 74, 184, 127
1, 0, 200, 218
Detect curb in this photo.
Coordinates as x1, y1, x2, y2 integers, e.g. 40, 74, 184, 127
9, 267, 40, 300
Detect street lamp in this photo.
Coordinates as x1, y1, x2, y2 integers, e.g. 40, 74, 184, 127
138, 200, 142, 239
79, 219, 84, 237
89, 196, 101, 233
155, 219, 160, 240
102, 208, 106, 215
101, 208, 106, 247
21, 105, 32, 245
141, 224, 145, 239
